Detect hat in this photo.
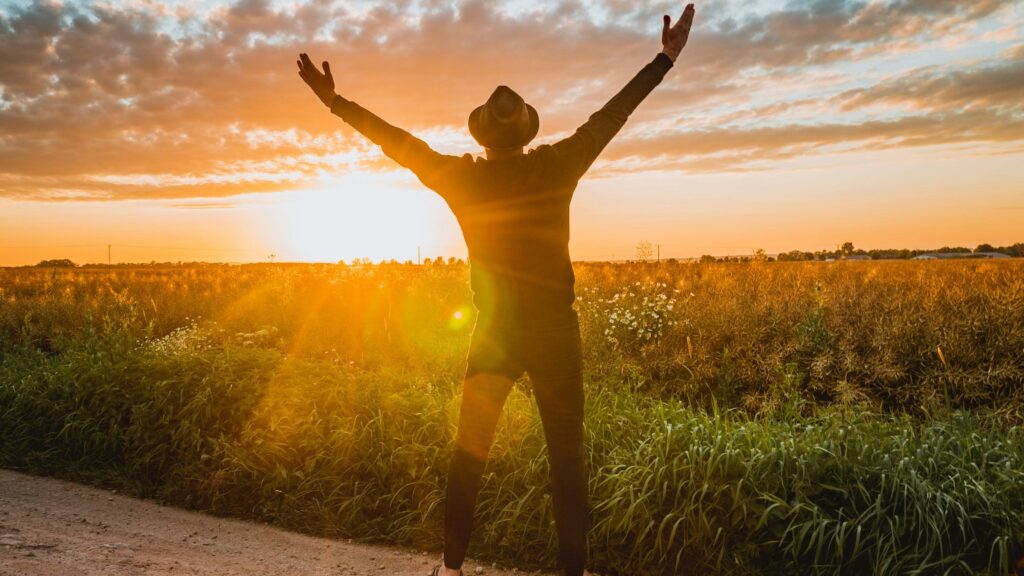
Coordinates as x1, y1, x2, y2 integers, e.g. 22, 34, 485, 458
468, 86, 539, 150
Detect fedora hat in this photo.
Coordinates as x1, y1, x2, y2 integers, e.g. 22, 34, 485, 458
468, 85, 539, 150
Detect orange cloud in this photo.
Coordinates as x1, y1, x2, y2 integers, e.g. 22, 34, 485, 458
0, 0, 1020, 200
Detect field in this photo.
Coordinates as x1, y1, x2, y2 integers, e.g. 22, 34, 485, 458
1, 260, 1023, 575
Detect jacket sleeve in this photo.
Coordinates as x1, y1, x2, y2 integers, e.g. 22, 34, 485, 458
550, 53, 674, 180
330, 95, 467, 194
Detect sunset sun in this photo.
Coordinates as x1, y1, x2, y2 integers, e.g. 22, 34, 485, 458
275, 174, 450, 263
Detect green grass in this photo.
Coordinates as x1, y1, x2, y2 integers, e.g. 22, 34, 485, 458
2, 333, 1021, 575
2, 261, 1023, 573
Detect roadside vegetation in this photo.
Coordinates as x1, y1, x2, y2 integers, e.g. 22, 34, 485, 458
1, 261, 1022, 574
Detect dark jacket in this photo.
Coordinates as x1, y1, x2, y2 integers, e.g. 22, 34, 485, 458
331, 53, 674, 326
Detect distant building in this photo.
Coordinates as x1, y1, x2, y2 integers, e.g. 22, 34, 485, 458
912, 252, 1011, 260
825, 255, 872, 262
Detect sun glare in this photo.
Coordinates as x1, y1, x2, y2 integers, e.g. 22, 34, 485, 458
275, 175, 450, 262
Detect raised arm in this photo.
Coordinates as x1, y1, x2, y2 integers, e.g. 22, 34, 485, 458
551, 3, 696, 179
296, 53, 462, 190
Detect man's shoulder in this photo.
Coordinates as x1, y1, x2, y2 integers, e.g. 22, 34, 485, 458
436, 152, 477, 175
527, 143, 577, 175
466, 148, 551, 167
523, 144, 558, 168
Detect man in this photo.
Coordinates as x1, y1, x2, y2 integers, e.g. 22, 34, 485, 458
298, 4, 696, 575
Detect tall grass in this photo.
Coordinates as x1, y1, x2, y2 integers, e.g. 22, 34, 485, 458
2, 260, 1023, 416
1, 261, 1022, 574
1, 333, 1021, 574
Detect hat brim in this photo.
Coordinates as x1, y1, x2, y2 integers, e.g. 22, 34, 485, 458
468, 103, 539, 151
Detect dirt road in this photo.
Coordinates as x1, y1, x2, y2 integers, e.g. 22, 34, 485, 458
0, 469, 533, 576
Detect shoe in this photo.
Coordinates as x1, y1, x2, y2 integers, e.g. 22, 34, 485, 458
430, 565, 462, 576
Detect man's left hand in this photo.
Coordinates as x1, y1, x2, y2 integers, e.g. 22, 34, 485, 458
297, 53, 337, 107
661, 3, 696, 62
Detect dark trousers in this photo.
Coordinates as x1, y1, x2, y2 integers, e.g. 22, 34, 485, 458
443, 310, 588, 576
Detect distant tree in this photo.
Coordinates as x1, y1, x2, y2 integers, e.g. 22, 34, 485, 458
636, 241, 654, 262
778, 250, 814, 261
422, 257, 432, 266
752, 248, 768, 262
433, 256, 445, 266
699, 254, 717, 263
869, 248, 910, 260
448, 256, 458, 266
773, 242, 1024, 261
36, 259, 76, 268
337, 259, 347, 266
987, 243, 1023, 257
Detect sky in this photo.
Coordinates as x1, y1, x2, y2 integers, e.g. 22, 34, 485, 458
0, 0, 1022, 265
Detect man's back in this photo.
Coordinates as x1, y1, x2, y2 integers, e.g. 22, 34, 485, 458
442, 147, 579, 325
325, 52, 676, 323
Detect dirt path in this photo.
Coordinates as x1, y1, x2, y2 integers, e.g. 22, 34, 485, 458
0, 469, 535, 576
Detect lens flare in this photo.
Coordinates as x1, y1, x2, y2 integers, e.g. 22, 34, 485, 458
448, 307, 472, 331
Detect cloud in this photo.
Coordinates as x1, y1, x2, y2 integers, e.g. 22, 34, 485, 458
598, 107, 1024, 174
0, 0, 1021, 199
836, 50, 1024, 112
168, 201, 238, 209
593, 46, 1024, 173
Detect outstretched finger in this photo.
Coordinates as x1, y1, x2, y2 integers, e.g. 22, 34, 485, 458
323, 61, 332, 80
662, 14, 671, 43
679, 4, 695, 30
673, 4, 691, 27
300, 53, 315, 73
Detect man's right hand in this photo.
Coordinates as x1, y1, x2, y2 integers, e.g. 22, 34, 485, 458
661, 3, 695, 62
297, 53, 337, 108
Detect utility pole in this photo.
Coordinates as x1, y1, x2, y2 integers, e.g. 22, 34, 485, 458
417, 246, 421, 265
657, 244, 661, 263
108, 244, 111, 266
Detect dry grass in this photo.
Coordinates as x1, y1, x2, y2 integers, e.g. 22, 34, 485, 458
3, 260, 1022, 416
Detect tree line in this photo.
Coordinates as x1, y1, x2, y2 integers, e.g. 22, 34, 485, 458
772, 242, 1023, 262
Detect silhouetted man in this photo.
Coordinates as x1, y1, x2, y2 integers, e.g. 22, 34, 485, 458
298, 5, 696, 575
